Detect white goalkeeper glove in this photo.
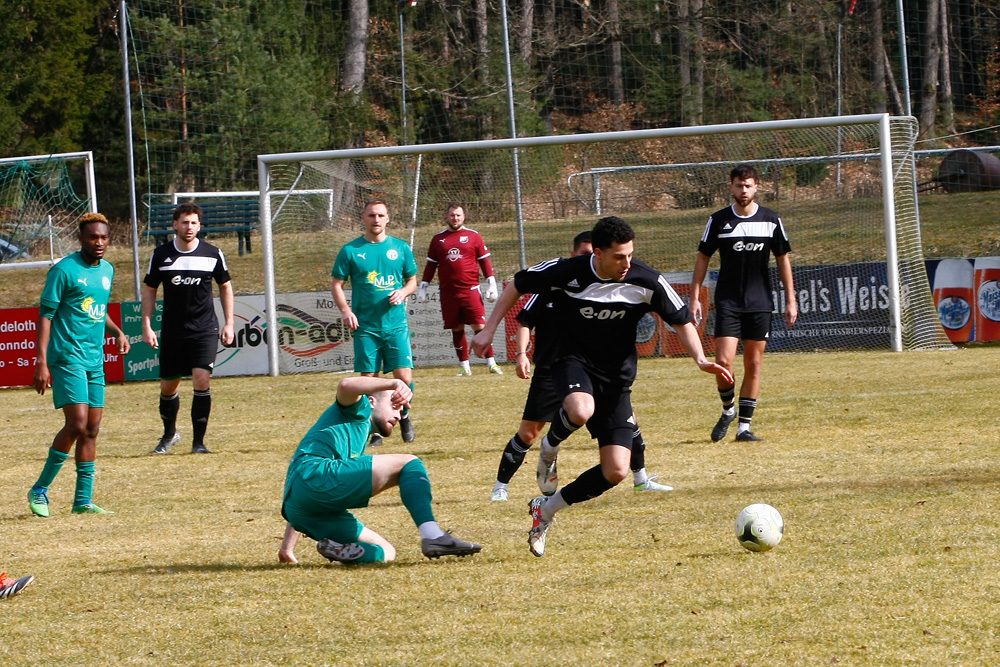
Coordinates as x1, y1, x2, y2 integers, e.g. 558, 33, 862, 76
417, 281, 429, 302
484, 276, 498, 302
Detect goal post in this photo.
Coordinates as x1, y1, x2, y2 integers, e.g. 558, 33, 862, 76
257, 113, 951, 376
0, 151, 98, 270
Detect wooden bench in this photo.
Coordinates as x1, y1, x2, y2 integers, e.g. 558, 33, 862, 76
147, 199, 259, 256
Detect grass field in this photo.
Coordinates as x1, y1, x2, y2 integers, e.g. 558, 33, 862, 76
3, 348, 1000, 665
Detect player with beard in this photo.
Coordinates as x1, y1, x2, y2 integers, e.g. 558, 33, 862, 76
473, 217, 732, 557
142, 202, 235, 454
418, 204, 502, 375
690, 164, 797, 443
277, 376, 481, 564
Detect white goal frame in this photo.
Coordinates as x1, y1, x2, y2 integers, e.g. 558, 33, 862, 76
258, 114, 915, 376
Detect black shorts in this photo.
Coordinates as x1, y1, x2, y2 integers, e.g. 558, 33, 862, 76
554, 359, 634, 447
521, 368, 561, 423
714, 309, 772, 341
159, 333, 219, 379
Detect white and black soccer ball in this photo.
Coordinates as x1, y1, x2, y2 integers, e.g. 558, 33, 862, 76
735, 503, 784, 552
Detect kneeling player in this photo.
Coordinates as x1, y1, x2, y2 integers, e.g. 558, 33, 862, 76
278, 376, 481, 563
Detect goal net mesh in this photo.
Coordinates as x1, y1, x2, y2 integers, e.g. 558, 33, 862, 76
0, 156, 93, 268
261, 116, 951, 374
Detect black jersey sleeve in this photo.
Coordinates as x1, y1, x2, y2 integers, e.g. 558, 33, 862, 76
212, 247, 232, 285
142, 247, 163, 288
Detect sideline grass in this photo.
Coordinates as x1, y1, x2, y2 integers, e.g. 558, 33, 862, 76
2, 348, 1000, 665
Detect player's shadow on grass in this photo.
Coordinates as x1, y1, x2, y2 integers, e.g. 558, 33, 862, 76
99, 560, 455, 575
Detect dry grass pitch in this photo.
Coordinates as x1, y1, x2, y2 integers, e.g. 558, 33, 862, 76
3, 347, 1000, 665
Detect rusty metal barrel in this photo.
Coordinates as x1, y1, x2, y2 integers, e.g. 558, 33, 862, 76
936, 149, 1000, 193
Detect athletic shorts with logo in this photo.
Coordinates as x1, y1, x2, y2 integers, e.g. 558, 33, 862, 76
714, 308, 772, 341
554, 358, 634, 447
352, 326, 413, 374
282, 454, 374, 543
159, 333, 219, 379
440, 286, 487, 330
50, 364, 106, 409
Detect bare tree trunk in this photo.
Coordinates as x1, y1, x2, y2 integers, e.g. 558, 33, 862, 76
883, 50, 905, 116
475, 0, 489, 85
919, 0, 941, 139
519, 0, 533, 63
678, 0, 704, 126
540, 0, 555, 133
607, 0, 625, 108
938, 0, 956, 134
341, 0, 368, 97
677, 0, 692, 125
867, 0, 887, 113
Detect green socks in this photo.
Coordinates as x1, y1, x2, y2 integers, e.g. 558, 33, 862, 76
33, 447, 69, 491
73, 460, 96, 507
398, 458, 435, 527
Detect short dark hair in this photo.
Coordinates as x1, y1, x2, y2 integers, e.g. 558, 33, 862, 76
572, 230, 592, 252
591, 216, 634, 250
173, 202, 203, 222
78, 212, 109, 233
730, 164, 759, 183
363, 198, 389, 214
446, 203, 465, 215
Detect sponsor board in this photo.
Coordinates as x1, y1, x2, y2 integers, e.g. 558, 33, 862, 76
214, 294, 269, 377
0, 305, 124, 387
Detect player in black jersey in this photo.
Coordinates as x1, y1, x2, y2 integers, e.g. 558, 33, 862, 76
141, 203, 235, 454
690, 164, 798, 443
473, 217, 732, 557
488, 232, 672, 502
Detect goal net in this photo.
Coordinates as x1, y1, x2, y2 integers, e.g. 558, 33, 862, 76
0, 151, 97, 270
257, 114, 952, 376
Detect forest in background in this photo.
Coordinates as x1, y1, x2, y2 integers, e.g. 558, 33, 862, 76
0, 0, 997, 218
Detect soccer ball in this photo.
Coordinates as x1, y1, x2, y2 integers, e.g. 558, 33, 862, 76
735, 503, 784, 552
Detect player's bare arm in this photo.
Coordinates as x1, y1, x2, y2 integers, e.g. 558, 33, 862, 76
471, 281, 523, 356
105, 318, 131, 356
337, 376, 412, 411
514, 325, 532, 379
674, 321, 734, 385
690, 252, 711, 327
776, 253, 798, 327
140, 284, 160, 348
331, 278, 358, 331
32, 315, 52, 395
388, 274, 417, 307
219, 280, 236, 345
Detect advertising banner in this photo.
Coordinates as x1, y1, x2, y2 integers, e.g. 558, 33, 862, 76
766, 262, 898, 351
121, 300, 160, 381
275, 287, 504, 374
0, 307, 41, 387
0, 305, 125, 387
214, 294, 269, 377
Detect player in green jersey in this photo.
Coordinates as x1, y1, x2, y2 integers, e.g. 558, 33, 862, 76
331, 200, 418, 445
28, 213, 130, 517
277, 375, 481, 564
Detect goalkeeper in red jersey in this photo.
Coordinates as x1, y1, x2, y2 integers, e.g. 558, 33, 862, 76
417, 204, 502, 375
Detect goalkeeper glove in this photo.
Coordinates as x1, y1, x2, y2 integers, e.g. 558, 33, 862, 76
417, 281, 429, 302
484, 276, 498, 302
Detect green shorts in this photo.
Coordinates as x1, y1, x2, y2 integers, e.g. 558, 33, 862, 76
353, 327, 413, 374
282, 455, 374, 543
49, 364, 105, 409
